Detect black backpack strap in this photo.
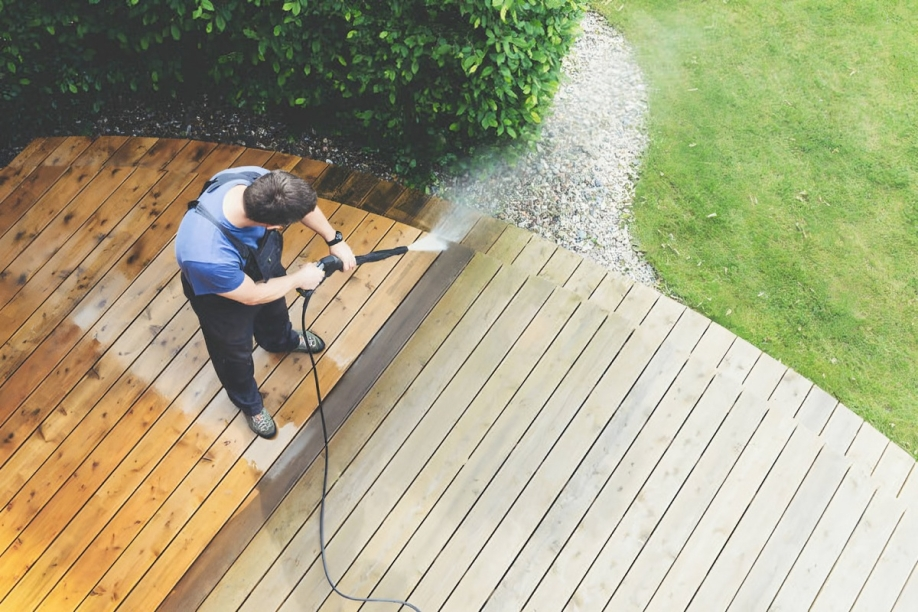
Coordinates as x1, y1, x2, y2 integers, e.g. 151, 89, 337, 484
187, 170, 264, 210
191, 204, 255, 262
185, 169, 283, 282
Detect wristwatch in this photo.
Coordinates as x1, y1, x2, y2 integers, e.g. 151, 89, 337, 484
326, 230, 344, 246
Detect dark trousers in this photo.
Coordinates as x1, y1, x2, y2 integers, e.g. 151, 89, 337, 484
182, 275, 298, 415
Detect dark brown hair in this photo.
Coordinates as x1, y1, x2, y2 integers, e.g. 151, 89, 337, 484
243, 170, 317, 225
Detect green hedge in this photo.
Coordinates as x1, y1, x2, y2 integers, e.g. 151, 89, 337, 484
1, 0, 584, 175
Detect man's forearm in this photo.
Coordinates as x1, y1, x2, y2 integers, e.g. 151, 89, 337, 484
301, 207, 336, 242
219, 274, 303, 306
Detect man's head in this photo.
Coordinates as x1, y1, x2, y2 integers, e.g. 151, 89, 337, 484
243, 170, 317, 226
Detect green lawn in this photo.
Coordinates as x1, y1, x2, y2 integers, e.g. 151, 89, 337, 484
594, 0, 918, 453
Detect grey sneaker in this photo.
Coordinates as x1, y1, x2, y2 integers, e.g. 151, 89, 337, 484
245, 406, 277, 438
292, 330, 325, 354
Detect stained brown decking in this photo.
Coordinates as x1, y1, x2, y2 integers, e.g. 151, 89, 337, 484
1, 137, 917, 612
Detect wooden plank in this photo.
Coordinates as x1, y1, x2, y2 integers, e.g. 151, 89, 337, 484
0, 166, 152, 315
461, 215, 507, 254
849, 477, 918, 612
322, 168, 381, 207
410, 195, 482, 239
611, 282, 660, 326
288, 157, 328, 181
0, 164, 105, 295
41, 137, 94, 167
768, 463, 876, 611
0, 166, 189, 389
0, 304, 207, 610
487, 223, 532, 265
7, 137, 68, 168
0, 165, 83, 256
588, 269, 634, 312
190, 143, 249, 175
726, 446, 851, 611
133, 138, 189, 169
359, 178, 405, 217
0, 294, 200, 594
163, 139, 218, 173
846, 421, 890, 470
0, 175, 230, 485
315, 284, 582, 610
0, 170, 194, 445
88, 225, 438, 611
564, 256, 607, 301
310, 164, 353, 201
40, 355, 244, 611
873, 444, 915, 494
71, 136, 130, 167
0, 165, 43, 206
236, 262, 534, 612
810, 494, 907, 611
0, 166, 173, 410
796, 386, 838, 435
511, 233, 557, 276
389, 185, 431, 223
162, 244, 475, 612
564, 339, 766, 612
104, 137, 160, 167
230, 147, 276, 168
821, 403, 864, 454
411, 297, 687, 611
538, 246, 582, 286
685, 427, 824, 612
484, 320, 736, 612
0, 167, 134, 371
891, 561, 918, 611
299, 276, 560, 610
194, 254, 501, 612
365, 301, 626, 611
767, 367, 813, 420
645, 407, 797, 612
311, 164, 357, 201
0, 250, 187, 474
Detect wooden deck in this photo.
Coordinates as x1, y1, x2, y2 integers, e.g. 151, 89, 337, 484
1, 136, 917, 612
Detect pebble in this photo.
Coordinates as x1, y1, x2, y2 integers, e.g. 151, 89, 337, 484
436, 12, 657, 287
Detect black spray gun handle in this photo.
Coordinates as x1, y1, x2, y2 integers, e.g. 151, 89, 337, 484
295, 246, 410, 299
296, 254, 344, 299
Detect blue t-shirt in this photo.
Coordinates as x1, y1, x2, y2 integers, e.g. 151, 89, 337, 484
175, 167, 270, 295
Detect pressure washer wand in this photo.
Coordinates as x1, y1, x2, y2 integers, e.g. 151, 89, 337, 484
296, 245, 409, 298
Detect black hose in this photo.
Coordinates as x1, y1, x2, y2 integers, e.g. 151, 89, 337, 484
297, 247, 422, 612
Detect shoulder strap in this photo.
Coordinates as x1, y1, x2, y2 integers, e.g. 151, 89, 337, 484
192, 204, 255, 260
187, 170, 264, 210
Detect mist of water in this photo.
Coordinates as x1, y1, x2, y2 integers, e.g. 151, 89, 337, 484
408, 233, 449, 252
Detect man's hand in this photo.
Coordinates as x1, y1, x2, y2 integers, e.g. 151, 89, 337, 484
290, 262, 327, 291
329, 241, 357, 271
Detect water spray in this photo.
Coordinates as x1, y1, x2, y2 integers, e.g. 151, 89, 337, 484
297, 234, 447, 297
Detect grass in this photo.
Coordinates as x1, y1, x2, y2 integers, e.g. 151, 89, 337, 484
593, 0, 918, 454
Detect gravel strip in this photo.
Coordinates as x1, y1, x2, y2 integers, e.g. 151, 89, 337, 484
437, 12, 656, 286
1, 11, 655, 286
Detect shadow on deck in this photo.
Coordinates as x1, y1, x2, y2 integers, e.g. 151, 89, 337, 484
1, 136, 916, 612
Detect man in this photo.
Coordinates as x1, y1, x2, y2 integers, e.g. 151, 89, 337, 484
175, 167, 356, 438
